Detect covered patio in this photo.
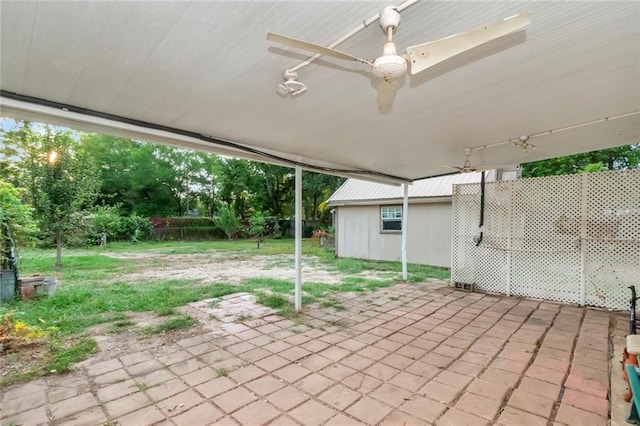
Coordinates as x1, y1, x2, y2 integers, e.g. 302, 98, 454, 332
1, 281, 614, 425
0, 1, 638, 424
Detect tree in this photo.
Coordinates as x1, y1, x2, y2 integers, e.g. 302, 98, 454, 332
216, 204, 242, 239
252, 163, 293, 218
153, 146, 205, 216
248, 210, 266, 248
0, 180, 38, 246
193, 154, 220, 217
521, 144, 640, 177
215, 159, 255, 218
79, 135, 176, 216
4, 123, 101, 266
302, 172, 344, 220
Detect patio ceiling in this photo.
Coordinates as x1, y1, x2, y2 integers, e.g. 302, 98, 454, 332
1, 1, 639, 183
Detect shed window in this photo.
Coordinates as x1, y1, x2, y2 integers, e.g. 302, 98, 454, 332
381, 206, 402, 231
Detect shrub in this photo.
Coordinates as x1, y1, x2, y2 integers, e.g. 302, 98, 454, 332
249, 211, 266, 239
0, 181, 38, 246
216, 205, 241, 239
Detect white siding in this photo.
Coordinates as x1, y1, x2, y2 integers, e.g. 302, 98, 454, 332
336, 202, 453, 268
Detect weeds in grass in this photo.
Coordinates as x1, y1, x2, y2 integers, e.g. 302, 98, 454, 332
106, 319, 135, 333
319, 299, 346, 311
244, 278, 294, 294
48, 338, 98, 374
154, 307, 176, 317
235, 313, 252, 322
255, 293, 288, 309
140, 315, 195, 337
327, 319, 342, 327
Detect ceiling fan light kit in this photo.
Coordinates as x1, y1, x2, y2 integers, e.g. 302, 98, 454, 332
510, 135, 537, 153
277, 70, 307, 97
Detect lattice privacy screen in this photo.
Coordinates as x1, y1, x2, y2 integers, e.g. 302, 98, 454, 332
451, 169, 640, 310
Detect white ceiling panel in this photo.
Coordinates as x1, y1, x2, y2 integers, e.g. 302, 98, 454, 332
1, 0, 639, 183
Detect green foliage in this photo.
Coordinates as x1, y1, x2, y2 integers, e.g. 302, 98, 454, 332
151, 217, 225, 241
252, 163, 294, 218
302, 171, 345, 221
255, 292, 288, 308
2, 122, 101, 265
0, 181, 38, 245
579, 162, 608, 174
248, 211, 266, 237
215, 158, 255, 218
78, 135, 176, 217
522, 144, 640, 177
141, 315, 195, 336
216, 205, 242, 239
91, 205, 122, 244
319, 298, 346, 311
48, 338, 98, 373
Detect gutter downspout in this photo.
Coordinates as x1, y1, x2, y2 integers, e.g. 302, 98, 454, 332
475, 171, 486, 246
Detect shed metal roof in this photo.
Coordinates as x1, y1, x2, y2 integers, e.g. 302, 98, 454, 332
328, 171, 493, 205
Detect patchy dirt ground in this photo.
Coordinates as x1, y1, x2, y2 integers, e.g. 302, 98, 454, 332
107, 252, 387, 284
79, 249, 385, 361
2, 249, 398, 384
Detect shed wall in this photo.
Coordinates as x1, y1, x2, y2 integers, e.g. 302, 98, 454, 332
335, 202, 452, 268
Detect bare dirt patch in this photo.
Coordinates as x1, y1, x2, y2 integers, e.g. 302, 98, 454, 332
108, 252, 386, 284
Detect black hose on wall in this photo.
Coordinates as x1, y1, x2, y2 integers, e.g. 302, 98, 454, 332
475, 171, 485, 246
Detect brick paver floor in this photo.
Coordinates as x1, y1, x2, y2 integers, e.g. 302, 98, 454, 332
1, 282, 612, 425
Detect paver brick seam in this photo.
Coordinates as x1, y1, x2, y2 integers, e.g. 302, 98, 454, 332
546, 307, 592, 424
81, 362, 121, 426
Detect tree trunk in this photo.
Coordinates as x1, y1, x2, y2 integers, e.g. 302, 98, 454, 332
55, 231, 62, 268
313, 195, 319, 220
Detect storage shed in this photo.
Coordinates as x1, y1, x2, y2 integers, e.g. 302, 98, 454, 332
328, 170, 516, 267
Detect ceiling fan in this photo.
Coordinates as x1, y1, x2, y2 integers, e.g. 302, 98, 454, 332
448, 148, 490, 173
267, 7, 532, 84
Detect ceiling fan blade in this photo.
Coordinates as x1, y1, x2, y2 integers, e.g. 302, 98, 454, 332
445, 165, 466, 171
267, 33, 373, 66
376, 78, 401, 114
405, 11, 532, 75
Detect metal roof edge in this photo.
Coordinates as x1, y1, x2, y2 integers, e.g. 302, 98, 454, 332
328, 196, 452, 207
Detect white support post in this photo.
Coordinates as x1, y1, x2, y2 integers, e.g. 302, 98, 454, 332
294, 166, 302, 312
579, 174, 588, 306
402, 183, 409, 281
506, 180, 513, 297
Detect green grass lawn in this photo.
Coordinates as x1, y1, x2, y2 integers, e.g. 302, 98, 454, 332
1, 238, 449, 386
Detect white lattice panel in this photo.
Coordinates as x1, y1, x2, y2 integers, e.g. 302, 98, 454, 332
584, 171, 640, 309
452, 169, 640, 310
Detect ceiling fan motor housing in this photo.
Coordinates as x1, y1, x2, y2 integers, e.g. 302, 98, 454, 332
372, 7, 407, 80
379, 6, 401, 32
372, 55, 407, 80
